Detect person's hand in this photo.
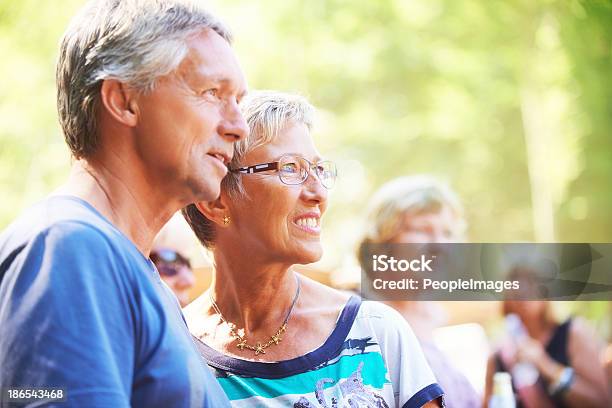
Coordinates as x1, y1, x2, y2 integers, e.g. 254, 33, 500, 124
516, 335, 570, 386
516, 336, 546, 365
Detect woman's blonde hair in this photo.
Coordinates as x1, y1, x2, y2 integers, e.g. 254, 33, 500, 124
361, 175, 466, 245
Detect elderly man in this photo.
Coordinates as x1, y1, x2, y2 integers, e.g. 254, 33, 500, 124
0, 0, 247, 406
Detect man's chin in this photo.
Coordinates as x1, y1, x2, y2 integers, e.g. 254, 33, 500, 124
189, 178, 222, 203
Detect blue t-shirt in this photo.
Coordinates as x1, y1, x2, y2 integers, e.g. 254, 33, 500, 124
0, 195, 229, 407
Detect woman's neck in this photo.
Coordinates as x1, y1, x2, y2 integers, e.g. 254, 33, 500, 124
524, 313, 557, 343
209, 251, 299, 333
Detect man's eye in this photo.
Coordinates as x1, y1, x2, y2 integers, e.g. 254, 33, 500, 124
203, 89, 218, 97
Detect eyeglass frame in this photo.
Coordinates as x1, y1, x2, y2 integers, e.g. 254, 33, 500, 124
229, 154, 338, 189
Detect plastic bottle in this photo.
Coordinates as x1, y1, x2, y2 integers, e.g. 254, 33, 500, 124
505, 313, 539, 387
489, 372, 516, 408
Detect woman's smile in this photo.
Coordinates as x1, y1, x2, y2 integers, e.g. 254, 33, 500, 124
291, 212, 321, 235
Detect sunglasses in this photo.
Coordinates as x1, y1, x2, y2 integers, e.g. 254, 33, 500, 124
150, 248, 191, 277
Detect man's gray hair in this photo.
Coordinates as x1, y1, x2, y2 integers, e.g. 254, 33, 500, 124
56, 0, 232, 158
183, 90, 316, 249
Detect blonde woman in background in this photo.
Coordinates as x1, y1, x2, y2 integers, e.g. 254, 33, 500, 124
358, 175, 480, 408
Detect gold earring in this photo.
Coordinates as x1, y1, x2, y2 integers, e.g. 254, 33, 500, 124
222, 215, 231, 225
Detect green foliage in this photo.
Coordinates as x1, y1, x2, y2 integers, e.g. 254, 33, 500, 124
213, 0, 612, 254
0, 0, 82, 226
0, 0, 610, 250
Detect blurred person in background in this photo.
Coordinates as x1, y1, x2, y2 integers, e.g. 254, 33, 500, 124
484, 266, 610, 407
358, 175, 480, 408
182, 91, 444, 407
152, 213, 197, 307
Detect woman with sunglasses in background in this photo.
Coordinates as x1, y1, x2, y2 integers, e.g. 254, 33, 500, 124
151, 214, 197, 307
181, 91, 443, 407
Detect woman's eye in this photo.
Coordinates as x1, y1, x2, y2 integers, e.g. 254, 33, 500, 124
281, 163, 299, 173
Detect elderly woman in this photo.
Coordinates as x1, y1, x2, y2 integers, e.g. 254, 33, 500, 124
182, 91, 443, 407
358, 176, 480, 408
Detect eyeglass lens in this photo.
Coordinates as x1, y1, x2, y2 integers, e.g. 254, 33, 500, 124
278, 155, 336, 188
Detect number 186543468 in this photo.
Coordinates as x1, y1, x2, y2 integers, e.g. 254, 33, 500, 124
3, 387, 66, 403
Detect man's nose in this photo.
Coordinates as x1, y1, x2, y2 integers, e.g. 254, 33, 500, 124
219, 100, 248, 142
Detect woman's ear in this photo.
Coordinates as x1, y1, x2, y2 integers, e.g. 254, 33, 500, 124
195, 195, 231, 227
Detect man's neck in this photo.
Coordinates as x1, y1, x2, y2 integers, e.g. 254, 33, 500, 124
55, 159, 180, 255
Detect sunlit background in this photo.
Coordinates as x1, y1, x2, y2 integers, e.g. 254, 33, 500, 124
1, 0, 610, 393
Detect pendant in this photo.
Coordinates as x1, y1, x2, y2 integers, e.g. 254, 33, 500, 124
255, 343, 266, 355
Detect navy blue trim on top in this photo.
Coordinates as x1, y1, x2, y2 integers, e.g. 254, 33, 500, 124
194, 295, 362, 379
402, 383, 445, 408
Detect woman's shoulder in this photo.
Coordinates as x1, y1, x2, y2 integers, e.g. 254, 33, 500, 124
296, 277, 405, 327
358, 300, 406, 323
567, 316, 605, 353
298, 273, 353, 310
353, 301, 418, 345
568, 316, 597, 337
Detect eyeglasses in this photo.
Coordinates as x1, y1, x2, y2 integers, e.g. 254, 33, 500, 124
150, 248, 191, 277
230, 154, 337, 189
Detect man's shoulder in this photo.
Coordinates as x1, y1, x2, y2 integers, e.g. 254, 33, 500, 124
0, 196, 153, 307
0, 196, 141, 276
2, 195, 121, 252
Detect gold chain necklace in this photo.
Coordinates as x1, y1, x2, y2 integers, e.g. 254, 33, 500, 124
209, 275, 301, 355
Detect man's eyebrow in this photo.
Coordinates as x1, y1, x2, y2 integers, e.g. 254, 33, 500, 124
199, 75, 247, 97
190, 73, 226, 85
192, 74, 224, 85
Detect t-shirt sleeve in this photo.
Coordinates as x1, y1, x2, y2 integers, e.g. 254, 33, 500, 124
0, 222, 137, 407
364, 302, 444, 408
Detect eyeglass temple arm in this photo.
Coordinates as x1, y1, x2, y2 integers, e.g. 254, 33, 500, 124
230, 162, 279, 174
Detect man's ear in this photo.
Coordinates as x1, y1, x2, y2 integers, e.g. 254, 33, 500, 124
100, 79, 139, 127
195, 196, 230, 227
